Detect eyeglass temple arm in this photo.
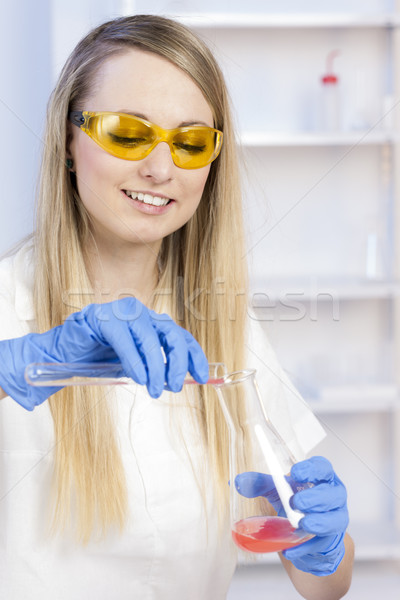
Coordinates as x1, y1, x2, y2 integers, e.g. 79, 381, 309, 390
68, 111, 85, 127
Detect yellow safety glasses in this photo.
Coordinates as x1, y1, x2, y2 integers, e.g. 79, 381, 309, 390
68, 111, 223, 170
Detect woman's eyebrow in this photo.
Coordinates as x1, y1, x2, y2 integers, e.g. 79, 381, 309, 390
117, 109, 211, 128
118, 109, 148, 120
180, 120, 211, 127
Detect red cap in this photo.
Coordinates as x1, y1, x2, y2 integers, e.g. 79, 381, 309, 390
322, 50, 340, 84
322, 74, 338, 84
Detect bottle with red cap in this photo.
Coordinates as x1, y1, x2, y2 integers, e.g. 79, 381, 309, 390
320, 50, 341, 131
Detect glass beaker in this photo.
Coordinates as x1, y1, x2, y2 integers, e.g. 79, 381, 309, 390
213, 369, 314, 554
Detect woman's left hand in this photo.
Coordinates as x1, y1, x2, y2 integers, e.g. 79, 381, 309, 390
282, 456, 349, 576
235, 456, 349, 576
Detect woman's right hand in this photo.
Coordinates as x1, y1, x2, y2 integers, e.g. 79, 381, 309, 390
0, 297, 209, 410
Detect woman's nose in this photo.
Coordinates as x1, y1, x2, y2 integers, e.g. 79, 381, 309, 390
138, 141, 175, 182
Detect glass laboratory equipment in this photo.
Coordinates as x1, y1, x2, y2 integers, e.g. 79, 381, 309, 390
213, 369, 314, 554
24, 361, 227, 388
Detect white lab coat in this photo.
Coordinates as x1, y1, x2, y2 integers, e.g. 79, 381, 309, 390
0, 242, 325, 599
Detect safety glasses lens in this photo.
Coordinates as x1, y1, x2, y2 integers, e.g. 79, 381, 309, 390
172, 129, 216, 168
94, 115, 155, 158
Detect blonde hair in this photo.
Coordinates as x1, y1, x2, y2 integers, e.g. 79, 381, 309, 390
34, 15, 248, 542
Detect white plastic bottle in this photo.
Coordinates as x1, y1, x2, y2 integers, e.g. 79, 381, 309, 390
320, 50, 341, 131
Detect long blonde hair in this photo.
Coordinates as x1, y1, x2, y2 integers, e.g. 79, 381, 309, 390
34, 15, 248, 543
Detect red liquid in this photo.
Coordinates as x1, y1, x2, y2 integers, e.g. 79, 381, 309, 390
232, 516, 313, 553
185, 378, 225, 385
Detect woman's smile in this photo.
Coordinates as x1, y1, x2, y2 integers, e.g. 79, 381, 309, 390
121, 189, 175, 215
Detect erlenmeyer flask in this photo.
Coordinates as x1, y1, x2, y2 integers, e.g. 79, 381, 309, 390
213, 369, 314, 554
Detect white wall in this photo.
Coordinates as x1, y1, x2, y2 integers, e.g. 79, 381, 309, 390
0, 0, 120, 255
50, 0, 119, 82
0, 0, 52, 254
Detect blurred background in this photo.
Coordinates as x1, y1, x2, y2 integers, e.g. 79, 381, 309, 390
1, 0, 400, 597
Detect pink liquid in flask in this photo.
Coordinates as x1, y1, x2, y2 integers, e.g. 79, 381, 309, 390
232, 516, 313, 553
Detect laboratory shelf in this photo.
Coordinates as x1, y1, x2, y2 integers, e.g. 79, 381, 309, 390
229, 560, 400, 600
309, 387, 400, 414
249, 280, 400, 302
239, 130, 398, 148
177, 13, 400, 29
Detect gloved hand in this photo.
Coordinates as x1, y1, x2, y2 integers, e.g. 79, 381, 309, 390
0, 297, 209, 410
235, 456, 349, 576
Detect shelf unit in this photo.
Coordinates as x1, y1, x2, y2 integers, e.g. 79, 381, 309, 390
177, 13, 400, 29
240, 130, 398, 146
250, 278, 400, 299
122, 1, 400, 564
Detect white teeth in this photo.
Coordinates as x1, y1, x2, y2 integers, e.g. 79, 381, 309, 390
125, 190, 169, 207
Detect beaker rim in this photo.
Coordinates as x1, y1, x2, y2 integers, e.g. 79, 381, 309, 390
212, 368, 256, 387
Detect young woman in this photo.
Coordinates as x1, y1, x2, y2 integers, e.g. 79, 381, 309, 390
0, 15, 353, 599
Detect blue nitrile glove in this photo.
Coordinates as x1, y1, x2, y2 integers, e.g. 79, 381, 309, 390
0, 297, 209, 410
235, 456, 348, 576
234, 470, 311, 517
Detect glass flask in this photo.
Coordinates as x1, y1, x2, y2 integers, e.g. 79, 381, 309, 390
213, 369, 314, 554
